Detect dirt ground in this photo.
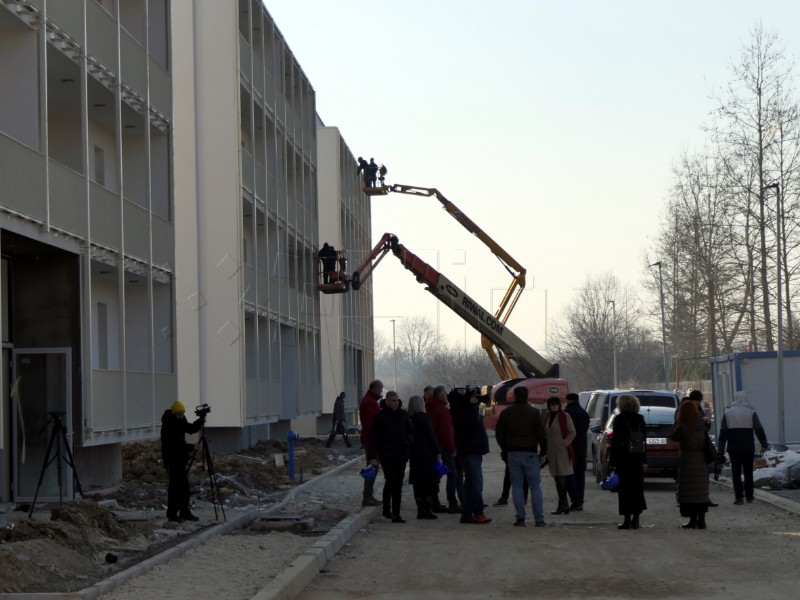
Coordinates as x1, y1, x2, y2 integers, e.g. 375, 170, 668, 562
0, 437, 362, 594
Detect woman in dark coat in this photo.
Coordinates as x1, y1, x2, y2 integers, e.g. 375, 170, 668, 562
608, 394, 648, 529
368, 391, 414, 523
670, 400, 710, 529
407, 395, 441, 520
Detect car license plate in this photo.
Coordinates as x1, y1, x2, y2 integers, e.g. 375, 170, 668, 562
647, 437, 667, 445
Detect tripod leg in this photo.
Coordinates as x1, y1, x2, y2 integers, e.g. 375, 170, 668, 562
60, 428, 84, 498
29, 424, 60, 517
202, 436, 226, 522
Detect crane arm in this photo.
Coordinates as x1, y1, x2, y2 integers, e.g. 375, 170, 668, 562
385, 185, 527, 348
384, 234, 557, 379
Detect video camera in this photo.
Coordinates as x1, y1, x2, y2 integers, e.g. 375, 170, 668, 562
446, 386, 487, 406
195, 403, 211, 418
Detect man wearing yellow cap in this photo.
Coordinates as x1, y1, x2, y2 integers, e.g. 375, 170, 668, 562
160, 400, 206, 522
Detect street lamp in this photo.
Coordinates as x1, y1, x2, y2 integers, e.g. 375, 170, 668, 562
649, 261, 669, 390
390, 319, 398, 392
607, 300, 617, 389
765, 182, 785, 445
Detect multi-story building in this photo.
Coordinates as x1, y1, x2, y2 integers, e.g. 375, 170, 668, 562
173, 0, 375, 448
316, 125, 374, 432
0, 0, 175, 502
0, 0, 375, 504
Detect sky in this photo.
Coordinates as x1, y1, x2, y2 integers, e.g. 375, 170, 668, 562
266, 0, 800, 356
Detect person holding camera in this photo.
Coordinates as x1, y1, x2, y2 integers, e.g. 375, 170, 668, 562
161, 400, 206, 522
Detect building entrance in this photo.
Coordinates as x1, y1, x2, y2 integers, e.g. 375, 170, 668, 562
12, 349, 73, 503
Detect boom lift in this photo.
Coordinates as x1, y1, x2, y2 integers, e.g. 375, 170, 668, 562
365, 184, 529, 382
318, 232, 567, 422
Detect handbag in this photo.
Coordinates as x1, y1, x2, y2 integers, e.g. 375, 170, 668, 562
628, 423, 645, 454
703, 432, 717, 465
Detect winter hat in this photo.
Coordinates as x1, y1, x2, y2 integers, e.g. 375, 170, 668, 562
171, 401, 186, 414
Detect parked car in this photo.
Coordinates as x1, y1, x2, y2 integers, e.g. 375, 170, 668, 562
593, 405, 679, 483
585, 389, 680, 463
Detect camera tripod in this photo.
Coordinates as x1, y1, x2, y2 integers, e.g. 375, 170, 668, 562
28, 412, 84, 517
187, 423, 226, 521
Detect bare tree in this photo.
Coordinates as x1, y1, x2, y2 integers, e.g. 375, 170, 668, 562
549, 273, 660, 391
395, 316, 440, 374
709, 24, 796, 350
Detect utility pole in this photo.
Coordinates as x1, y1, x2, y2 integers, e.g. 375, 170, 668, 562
650, 261, 669, 390
390, 319, 398, 392
607, 300, 617, 388
766, 182, 785, 444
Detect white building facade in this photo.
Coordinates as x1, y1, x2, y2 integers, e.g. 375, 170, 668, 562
0, 0, 375, 502
0, 0, 174, 502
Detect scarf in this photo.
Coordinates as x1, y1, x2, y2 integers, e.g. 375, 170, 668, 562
545, 410, 575, 464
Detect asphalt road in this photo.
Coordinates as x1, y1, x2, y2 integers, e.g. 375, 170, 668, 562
296, 434, 800, 600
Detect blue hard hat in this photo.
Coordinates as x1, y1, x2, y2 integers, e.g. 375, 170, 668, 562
359, 465, 378, 480
601, 471, 620, 490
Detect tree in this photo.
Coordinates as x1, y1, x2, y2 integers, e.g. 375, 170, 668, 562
549, 273, 662, 391
395, 316, 440, 375
709, 24, 799, 350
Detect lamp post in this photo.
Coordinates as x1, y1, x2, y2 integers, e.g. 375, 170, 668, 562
390, 319, 398, 392
765, 182, 785, 445
607, 300, 617, 389
650, 261, 669, 390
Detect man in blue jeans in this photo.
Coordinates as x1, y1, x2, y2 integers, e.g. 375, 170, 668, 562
450, 388, 491, 524
495, 387, 549, 527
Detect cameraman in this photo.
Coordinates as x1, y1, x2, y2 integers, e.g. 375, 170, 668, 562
161, 401, 205, 522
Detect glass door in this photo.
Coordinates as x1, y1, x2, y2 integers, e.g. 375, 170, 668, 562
12, 349, 72, 502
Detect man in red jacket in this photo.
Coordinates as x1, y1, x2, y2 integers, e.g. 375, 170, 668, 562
427, 385, 461, 513
359, 379, 383, 506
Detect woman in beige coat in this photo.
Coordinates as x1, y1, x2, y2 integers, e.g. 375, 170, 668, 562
544, 396, 576, 515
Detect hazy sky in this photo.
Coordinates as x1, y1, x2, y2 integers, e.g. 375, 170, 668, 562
266, 1, 800, 355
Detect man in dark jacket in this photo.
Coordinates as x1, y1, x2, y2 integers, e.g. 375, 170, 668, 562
160, 401, 205, 522
368, 391, 414, 522
326, 392, 352, 448
359, 380, 383, 506
564, 392, 590, 511
717, 390, 770, 504
495, 387, 549, 527
450, 389, 491, 524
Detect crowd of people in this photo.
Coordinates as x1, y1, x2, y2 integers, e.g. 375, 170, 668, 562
156, 383, 770, 527
352, 383, 771, 530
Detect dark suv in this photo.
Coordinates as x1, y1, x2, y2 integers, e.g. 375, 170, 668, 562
585, 390, 680, 465
593, 406, 680, 482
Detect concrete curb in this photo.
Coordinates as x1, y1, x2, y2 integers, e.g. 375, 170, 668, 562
31, 454, 367, 600
712, 477, 800, 515
250, 506, 380, 600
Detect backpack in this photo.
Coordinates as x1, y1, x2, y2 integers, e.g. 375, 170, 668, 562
627, 419, 645, 454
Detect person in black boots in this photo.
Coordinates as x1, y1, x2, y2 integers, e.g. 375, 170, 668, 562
564, 392, 590, 511
543, 397, 576, 516
608, 394, 648, 529
671, 400, 710, 529
407, 395, 441, 520
161, 401, 205, 522
326, 392, 352, 448
368, 391, 414, 523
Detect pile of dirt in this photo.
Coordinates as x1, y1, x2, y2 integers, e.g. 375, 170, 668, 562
0, 437, 361, 594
